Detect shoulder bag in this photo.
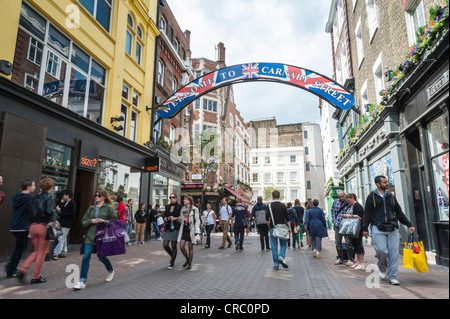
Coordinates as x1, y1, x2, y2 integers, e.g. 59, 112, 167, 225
268, 204, 290, 241
338, 206, 361, 238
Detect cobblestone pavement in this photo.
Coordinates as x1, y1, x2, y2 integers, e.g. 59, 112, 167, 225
0, 230, 448, 302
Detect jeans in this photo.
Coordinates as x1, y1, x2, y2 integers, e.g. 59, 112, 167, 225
233, 224, 245, 249
80, 243, 113, 282
125, 222, 133, 243
371, 226, 400, 280
269, 228, 287, 266
54, 227, 70, 255
311, 236, 322, 251
6, 231, 29, 276
152, 222, 161, 239
205, 224, 214, 246
257, 224, 270, 250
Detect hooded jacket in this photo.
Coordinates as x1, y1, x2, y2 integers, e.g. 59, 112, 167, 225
252, 201, 267, 225
10, 193, 34, 231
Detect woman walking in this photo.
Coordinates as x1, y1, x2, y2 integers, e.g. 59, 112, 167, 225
178, 196, 200, 270
134, 202, 147, 244
163, 193, 182, 269
343, 193, 365, 269
293, 199, 305, 248
73, 189, 117, 290
304, 199, 328, 259
16, 178, 56, 285
202, 203, 216, 248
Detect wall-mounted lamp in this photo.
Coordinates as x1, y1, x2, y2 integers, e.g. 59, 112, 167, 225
0, 60, 13, 76
364, 104, 371, 113
384, 70, 394, 82
110, 116, 124, 124
113, 125, 124, 132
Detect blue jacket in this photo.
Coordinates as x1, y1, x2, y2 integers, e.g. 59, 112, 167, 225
233, 205, 249, 226
10, 193, 34, 231
251, 201, 267, 225
305, 206, 328, 238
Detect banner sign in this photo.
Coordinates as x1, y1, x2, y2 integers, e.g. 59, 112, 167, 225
157, 62, 355, 119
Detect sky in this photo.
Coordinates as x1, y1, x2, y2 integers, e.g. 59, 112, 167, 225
168, 0, 333, 125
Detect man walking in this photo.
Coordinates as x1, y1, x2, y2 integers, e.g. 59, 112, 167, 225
331, 190, 353, 265
53, 189, 76, 259
363, 175, 415, 285
252, 196, 270, 251
266, 190, 291, 270
5, 180, 35, 278
218, 197, 233, 249
232, 201, 248, 251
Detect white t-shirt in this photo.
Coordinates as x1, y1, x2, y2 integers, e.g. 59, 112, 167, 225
202, 210, 215, 225
220, 205, 232, 221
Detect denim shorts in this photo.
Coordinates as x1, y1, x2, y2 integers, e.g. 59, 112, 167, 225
351, 236, 365, 255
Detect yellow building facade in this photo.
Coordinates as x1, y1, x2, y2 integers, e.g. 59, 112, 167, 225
0, 0, 160, 145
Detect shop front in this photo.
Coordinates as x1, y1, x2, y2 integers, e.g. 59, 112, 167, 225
0, 76, 156, 257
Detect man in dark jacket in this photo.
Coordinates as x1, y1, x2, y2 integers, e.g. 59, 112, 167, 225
5, 180, 35, 278
363, 175, 415, 285
252, 196, 270, 251
53, 189, 76, 259
266, 190, 291, 270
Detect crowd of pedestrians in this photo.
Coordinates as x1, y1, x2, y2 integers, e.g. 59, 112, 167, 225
0, 174, 416, 289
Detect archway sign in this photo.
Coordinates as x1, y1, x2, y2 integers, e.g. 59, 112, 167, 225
156, 62, 355, 120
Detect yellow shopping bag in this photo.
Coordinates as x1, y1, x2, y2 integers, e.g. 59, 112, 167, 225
412, 239, 428, 273
403, 234, 415, 270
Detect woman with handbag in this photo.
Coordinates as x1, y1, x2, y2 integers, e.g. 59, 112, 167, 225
343, 193, 365, 270
16, 178, 56, 285
73, 189, 117, 290
164, 193, 182, 269
134, 202, 147, 244
304, 199, 328, 259
178, 196, 200, 269
202, 203, 216, 248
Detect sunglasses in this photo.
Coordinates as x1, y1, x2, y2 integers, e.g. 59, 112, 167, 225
95, 194, 103, 198
169, 196, 176, 199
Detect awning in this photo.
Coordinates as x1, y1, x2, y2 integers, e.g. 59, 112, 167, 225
223, 186, 252, 205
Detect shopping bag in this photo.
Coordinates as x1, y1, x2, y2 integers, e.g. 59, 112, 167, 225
403, 233, 415, 270
412, 236, 428, 273
95, 220, 126, 258
338, 217, 361, 238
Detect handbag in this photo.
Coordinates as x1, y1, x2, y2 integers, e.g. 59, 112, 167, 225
46, 221, 63, 240
268, 204, 290, 241
338, 206, 361, 238
95, 220, 126, 258
157, 216, 164, 226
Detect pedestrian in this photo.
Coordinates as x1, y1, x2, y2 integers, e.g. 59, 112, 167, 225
232, 200, 248, 251
0, 175, 5, 208
178, 196, 200, 270
218, 197, 233, 249
293, 199, 305, 248
266, 190, 291, 270
202, 202, 216, 248
115, 195, 126, 222
363, 175, 415, 285
286, 202, 298, 249
134, 202, 147, 244
304, 199, 328, 259
163, 193, 182, 269
15, 178, 56, 285
73, 189, 117, 290
149, 204, 162, 241
304, 200, 313, 248
53, 189, 76, 260
5, 180, 35, 278
125, 199, 134, 245
331, 190, 354, 265
252, 196, 270, 251
343, 193, 365, 270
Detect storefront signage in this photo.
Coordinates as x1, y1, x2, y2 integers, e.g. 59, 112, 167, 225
358, 130, 386, 158
145, 157, 160, 172
191, 174, 202, 180
444, 154, 449, 194
426, 70, 449, 101
181, 183, 204, 190
157, 62, 355, 120
79, 141, 99, 171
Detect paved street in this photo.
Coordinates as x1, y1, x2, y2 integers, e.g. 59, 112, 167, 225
1, 230, 448, 303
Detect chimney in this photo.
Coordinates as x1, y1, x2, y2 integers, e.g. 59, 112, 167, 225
184, 30, 192, 60
217, 42, 226, 64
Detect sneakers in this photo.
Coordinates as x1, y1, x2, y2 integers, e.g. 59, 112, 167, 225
105, 271, 114, 282
73, 281, 86, 290
278, 258, 288, 269
379, 271, 387, 280
30, 276, 47, 285
345, 260, 355, 267
334, 258, 344, 265
388, 279, 400, 285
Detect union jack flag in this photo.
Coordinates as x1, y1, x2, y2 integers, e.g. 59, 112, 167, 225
242, 63, 259, 79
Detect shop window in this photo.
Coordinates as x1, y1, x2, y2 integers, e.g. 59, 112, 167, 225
42, 141, 73, 195
369, 153, 396, 194
79, 0, 113, 32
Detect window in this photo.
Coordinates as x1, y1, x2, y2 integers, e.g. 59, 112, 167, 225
172, 77, 177, 93
135, 40, 142, 65
290, 155, 297, 163
291, 190, 298, 201
290, 172, 298, 182
160, 16, 166, 33
252, 173, 259, 183
132, 91, 140, 108
130, 111, 138, 142
265, 156, 271, 164
157, 60, 164, 85
119, 104, 127, 137
304, 131, 308, 139
307, 181, 312, 189
278, 172, 284, 183
28, 38, 43, 66
252, 157, 258, 164
264, 173, 271, 183
122, 83, 130, 100
341, 41, 349, 82
79, 0, 113, 32
306, 163, 311, 171
366, 0, 378, 42
24, 73, 39, 93
46, 51, 61, 78
126, 29, 133, 56
355, 17, 364, 67
360, 80, 369, 112
405, 0, 426, 46
305, 147, 309, 155
373, 53, 384, 104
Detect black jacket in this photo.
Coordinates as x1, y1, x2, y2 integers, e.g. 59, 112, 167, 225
134, 209, 147, 223
58, 200, 77, 228
28, 192, 56, 224
363, 191, 413, 232
164, 203, 182, 231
